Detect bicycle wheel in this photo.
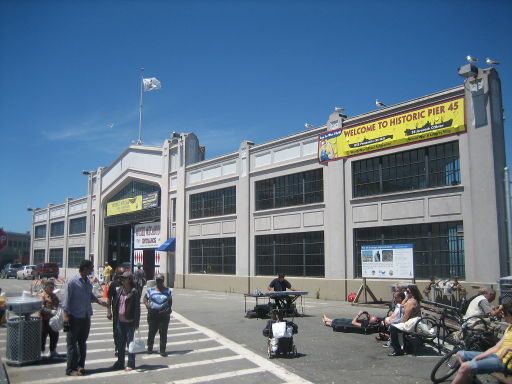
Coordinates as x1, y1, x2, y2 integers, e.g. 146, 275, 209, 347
430, 349, 460, 383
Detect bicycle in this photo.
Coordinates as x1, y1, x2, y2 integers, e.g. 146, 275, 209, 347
430, 316, 497, 383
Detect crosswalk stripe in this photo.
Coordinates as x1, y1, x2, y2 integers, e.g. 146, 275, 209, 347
13, 345, 230, 372
19, 355, 247, 384
168, 367, 267, 384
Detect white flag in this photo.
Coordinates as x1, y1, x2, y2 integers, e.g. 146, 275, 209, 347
143, 77, 161, 92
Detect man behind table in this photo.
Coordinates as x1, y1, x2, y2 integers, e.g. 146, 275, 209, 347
268, 273, 295, 309
62, 259, 108, 376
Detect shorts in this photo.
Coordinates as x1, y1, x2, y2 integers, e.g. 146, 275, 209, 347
457, 351, 505, 374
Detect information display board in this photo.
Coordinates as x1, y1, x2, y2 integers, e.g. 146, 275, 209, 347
361, 244, 414, 279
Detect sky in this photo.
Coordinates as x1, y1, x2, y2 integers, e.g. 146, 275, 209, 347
1, 0, 511, 233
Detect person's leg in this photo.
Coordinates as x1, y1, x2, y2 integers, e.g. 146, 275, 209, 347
158, 315, 171, 354
452, 353, 504, 384
49, 326, 59, 353
114, 321, 127, 368
66, 316, 79, 375
77, 317, 90, 373
147, 312, 158, 352
389, 326, 403, 355
126, 325, 136, 369
41, 319, 49, 353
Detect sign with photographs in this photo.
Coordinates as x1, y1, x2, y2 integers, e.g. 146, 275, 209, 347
361, 244, 414, 279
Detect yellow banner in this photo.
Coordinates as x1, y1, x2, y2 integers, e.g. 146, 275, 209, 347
318, 97, 465, 161
107, 195, 142, 217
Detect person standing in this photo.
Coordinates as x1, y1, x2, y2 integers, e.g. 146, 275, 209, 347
109, 271, 140, 372
144, 273, 172, 357
107, 266, 125, 357
133, 263, 146, 302
39, 279, 60, 358
103, 262, 113, 283
62, 260, 108, 376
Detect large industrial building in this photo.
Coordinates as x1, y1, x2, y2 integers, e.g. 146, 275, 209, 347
29, 66, 509, 300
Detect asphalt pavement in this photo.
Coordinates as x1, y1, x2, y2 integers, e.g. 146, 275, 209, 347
0, 277, 441, 383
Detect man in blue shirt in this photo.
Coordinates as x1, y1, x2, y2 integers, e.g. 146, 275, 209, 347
62, 259, 108, 376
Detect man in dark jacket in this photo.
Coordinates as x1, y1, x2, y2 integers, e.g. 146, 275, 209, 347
107, 266, 124, 356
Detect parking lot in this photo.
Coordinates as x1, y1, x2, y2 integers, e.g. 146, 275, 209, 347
0, 278, 441, 383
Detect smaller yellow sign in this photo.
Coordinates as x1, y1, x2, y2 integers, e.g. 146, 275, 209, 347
107, 195, 142, 217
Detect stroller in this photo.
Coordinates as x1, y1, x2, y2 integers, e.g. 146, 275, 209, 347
262, 309, 298, 358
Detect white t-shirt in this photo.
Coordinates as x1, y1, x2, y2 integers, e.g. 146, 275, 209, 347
385, 303, 404, 325
464, 295, 492, 319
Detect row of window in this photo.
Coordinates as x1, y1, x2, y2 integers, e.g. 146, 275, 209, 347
34, 247, 85, 268
352, 141, 460, 197
187, 221, 465, 279
34, 217, 86, 239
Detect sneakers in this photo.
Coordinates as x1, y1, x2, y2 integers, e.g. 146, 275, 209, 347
382, 341, 390, 348
147, 347, 154, 354
49, 351, 59, 358
160, 351, 168, 357
66, 371, 79, 376
125, 367, 133, 372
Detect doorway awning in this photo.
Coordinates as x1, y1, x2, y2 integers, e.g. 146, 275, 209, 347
156, 237, 176, 252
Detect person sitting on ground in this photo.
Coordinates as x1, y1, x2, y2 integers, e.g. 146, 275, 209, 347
388, 284, 422, 356
451, 301, 512, 384
322, 311, 381, 329
464, 288, 501, 320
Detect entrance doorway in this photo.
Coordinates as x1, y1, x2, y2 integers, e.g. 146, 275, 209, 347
107, 225, 131, 269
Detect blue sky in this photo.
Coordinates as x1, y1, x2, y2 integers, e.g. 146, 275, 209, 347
1, 0, 511, 233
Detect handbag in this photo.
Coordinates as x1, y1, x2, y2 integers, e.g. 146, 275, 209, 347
128, 329, 146, 354
49, 307, 63, 332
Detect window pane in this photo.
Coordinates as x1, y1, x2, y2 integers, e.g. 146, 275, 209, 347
50, 221, 64, 237
33, 249, 45, 264
255, 231, 324, 277
49, 248, 63, 267
189, 238, 236, 275
69, 217, 86, 235
189, 187, 236, 219
256, 169, 323, 211
68, 247, 85, 268
35, 225, 46, 239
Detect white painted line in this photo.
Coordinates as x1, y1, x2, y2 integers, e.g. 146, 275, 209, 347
86, 330, 201, 338
19, 355, 247, 384
13, 345, 231, 372
172, 311, 313, 383
169, 367, 266, 384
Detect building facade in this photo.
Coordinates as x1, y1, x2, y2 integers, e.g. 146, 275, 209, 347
0, 229, 31, 267
29, 67, 509, 299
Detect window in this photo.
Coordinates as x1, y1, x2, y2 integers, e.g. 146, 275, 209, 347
69, 217, 86, 234
68, 247, 85, 268
189, 186, 236, 219
189, 238, 236, 274
49, 248, 63, 267
171, 198, 177, 223
255, 231, 325, 277
255, 169, 323, 211
352, 141, 460, 197
50, 221, 64, 237
33, 249, 45, 264
354, 221, 464, 279
34, 224, 46, 239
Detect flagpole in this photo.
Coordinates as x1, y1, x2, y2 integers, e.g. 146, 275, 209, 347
138, 67, 144, 145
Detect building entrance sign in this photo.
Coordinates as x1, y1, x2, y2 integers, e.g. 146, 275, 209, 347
361, 244, 414, 279
134, 222, 161, 249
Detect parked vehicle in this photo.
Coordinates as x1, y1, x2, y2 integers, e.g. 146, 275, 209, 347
1, 263, 23, 279
16, 265, 36, 280
33, 263, 59, 279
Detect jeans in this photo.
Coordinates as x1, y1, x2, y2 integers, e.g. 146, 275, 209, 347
41, 318, 59, 352
147, 311, 170, 353
458, 351, 505, 373
389, 325, 404, 353
66, 315, 90, 375
116, 321, 136, 369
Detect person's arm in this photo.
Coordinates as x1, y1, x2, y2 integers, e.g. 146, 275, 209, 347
267, 281, 274, 291
351, 311, 363, 327
143, 291, 150, 310
474, 337, 504, 361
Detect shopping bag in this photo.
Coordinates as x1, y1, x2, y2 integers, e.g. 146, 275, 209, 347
49, 307, 64, 332
271, 322, 287, 339
128, 329, 146, 353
